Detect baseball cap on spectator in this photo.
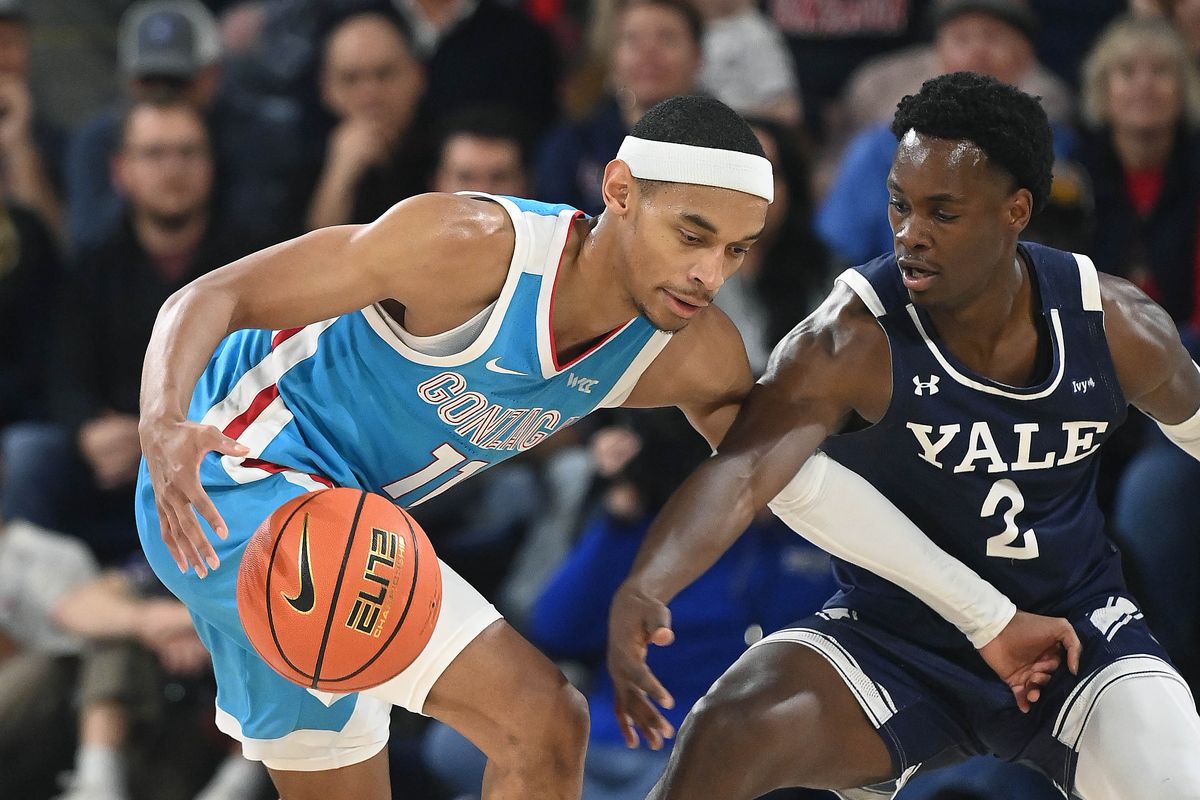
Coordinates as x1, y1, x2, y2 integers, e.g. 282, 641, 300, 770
932, 0, 1038, 41
118, 0, 222, 80
0, 0, 26, 23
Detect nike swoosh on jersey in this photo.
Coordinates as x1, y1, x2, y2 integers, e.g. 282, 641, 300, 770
283, 514, 316, 614
485, 357, 526, 376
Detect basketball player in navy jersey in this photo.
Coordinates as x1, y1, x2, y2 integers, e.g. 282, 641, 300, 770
609, 73, 1200, 799
134, 94, 1074, 800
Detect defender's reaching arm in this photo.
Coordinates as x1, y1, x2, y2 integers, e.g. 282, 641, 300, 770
609, 286, 1079, 749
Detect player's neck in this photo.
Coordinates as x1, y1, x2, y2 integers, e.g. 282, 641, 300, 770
550, 214, 638, 359
925, 251, 1033, 371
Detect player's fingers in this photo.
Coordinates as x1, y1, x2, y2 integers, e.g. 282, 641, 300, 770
155, 500, 188, 573
1010, 684, 1031, 714
175, 483, 221, 571
168, 493, 216, 577
625, 692, 674, 750
1029, 654, 1061, 676
208, 427, 249, 458
1060, 625, 1082, 675
633, 661, 675, 710
189, 485, 230, 541
648, 625, 675, 648
615, 688, 665, 748
614, 706, 640, 749
1027, 670, 1053, 687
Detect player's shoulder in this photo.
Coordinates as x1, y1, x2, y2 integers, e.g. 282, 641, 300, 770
352, 193, 516, 291
1097, 271, 1186, 396
629, 304, 752, 409
1097, 271, 1179, 351
366, 192, 514, 251
771, 279, 886, 374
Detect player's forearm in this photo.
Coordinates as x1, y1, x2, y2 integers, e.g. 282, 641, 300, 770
769, 454, 1017, 648
1156, 361, 1200, 460
1159, 403, 1200, 461
141, 279, 238, 423
624, 456, 759, 604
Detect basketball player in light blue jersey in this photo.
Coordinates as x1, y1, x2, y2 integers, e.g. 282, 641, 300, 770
609, 75, 1200, 799
137, 95, 1072, 800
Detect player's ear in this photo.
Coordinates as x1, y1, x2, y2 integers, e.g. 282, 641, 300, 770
601, 159, 635, 217
1007, 187, 1033, 234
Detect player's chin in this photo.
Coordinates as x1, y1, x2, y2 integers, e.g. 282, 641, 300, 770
635, 301, 690, 334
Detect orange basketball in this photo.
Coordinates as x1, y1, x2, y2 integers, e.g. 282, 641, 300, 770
237, 488, 441, 692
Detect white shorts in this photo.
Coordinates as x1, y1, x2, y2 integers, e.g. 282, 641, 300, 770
214, 558, 501, 772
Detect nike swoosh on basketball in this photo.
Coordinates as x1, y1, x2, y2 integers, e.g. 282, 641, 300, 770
485, 357, 526, 376
283, 514, 315, 614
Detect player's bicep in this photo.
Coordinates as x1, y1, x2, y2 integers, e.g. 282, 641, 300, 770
1102, 274, 1200, 424
624, 307, 755, 448
210, 194, 483, 331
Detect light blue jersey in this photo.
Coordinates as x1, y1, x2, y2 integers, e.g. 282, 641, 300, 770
135, 194, 673, 754
190, 194, 671, 500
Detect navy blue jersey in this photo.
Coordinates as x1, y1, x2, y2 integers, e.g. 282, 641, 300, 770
821, 242, 1128, 640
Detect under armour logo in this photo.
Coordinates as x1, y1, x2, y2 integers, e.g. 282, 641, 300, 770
1089, 596, 1143, 642
913, 375, 940, 396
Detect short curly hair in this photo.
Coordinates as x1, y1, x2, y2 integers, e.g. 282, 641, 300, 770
890, 72, 1053, 214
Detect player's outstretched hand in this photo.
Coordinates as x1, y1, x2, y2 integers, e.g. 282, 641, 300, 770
979, 610, 1082, 713
140, 417, 248, 578
607, 582, 677, 750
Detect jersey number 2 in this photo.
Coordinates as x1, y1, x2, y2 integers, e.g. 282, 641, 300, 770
980, 479, 1040, 560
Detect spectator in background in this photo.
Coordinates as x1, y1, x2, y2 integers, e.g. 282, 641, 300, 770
693, 0, 802, 126
67, 0, 287, 251
835, 0, 1073, 148
392, 0, 561, 141
0, 514, 265, 800
0, 0, 67, 239
304, 9, 426, 230
430, 106, 533, 197
536, 0, 701, 213
1169, 0, 1200, 61
1077, 14, 1200, 689
1135, 0, 1200, 62
1, 95, 267, 563
1026, 0, 1125, 88
816, 0, 1077, 266
422, 409, 838, 800
0, 201, 62, 432
766, 0, 932, 141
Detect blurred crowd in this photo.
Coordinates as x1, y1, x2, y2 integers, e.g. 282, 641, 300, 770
0, 0, 1197, 799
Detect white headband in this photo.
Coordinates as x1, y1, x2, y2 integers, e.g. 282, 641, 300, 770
616, 136, 774, 203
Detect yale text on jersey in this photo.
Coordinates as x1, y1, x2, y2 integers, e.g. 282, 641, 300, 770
906, 419, 1109, 472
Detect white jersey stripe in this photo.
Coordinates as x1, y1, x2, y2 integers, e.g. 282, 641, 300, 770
907, 306, 1068, 400
598, 331, 674, 409
837, 268, 887, 318
1074, 252, 1103, 312
200, 319, 335, 433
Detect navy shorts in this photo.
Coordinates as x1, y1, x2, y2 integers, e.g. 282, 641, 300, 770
752, 593, 1187, 795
